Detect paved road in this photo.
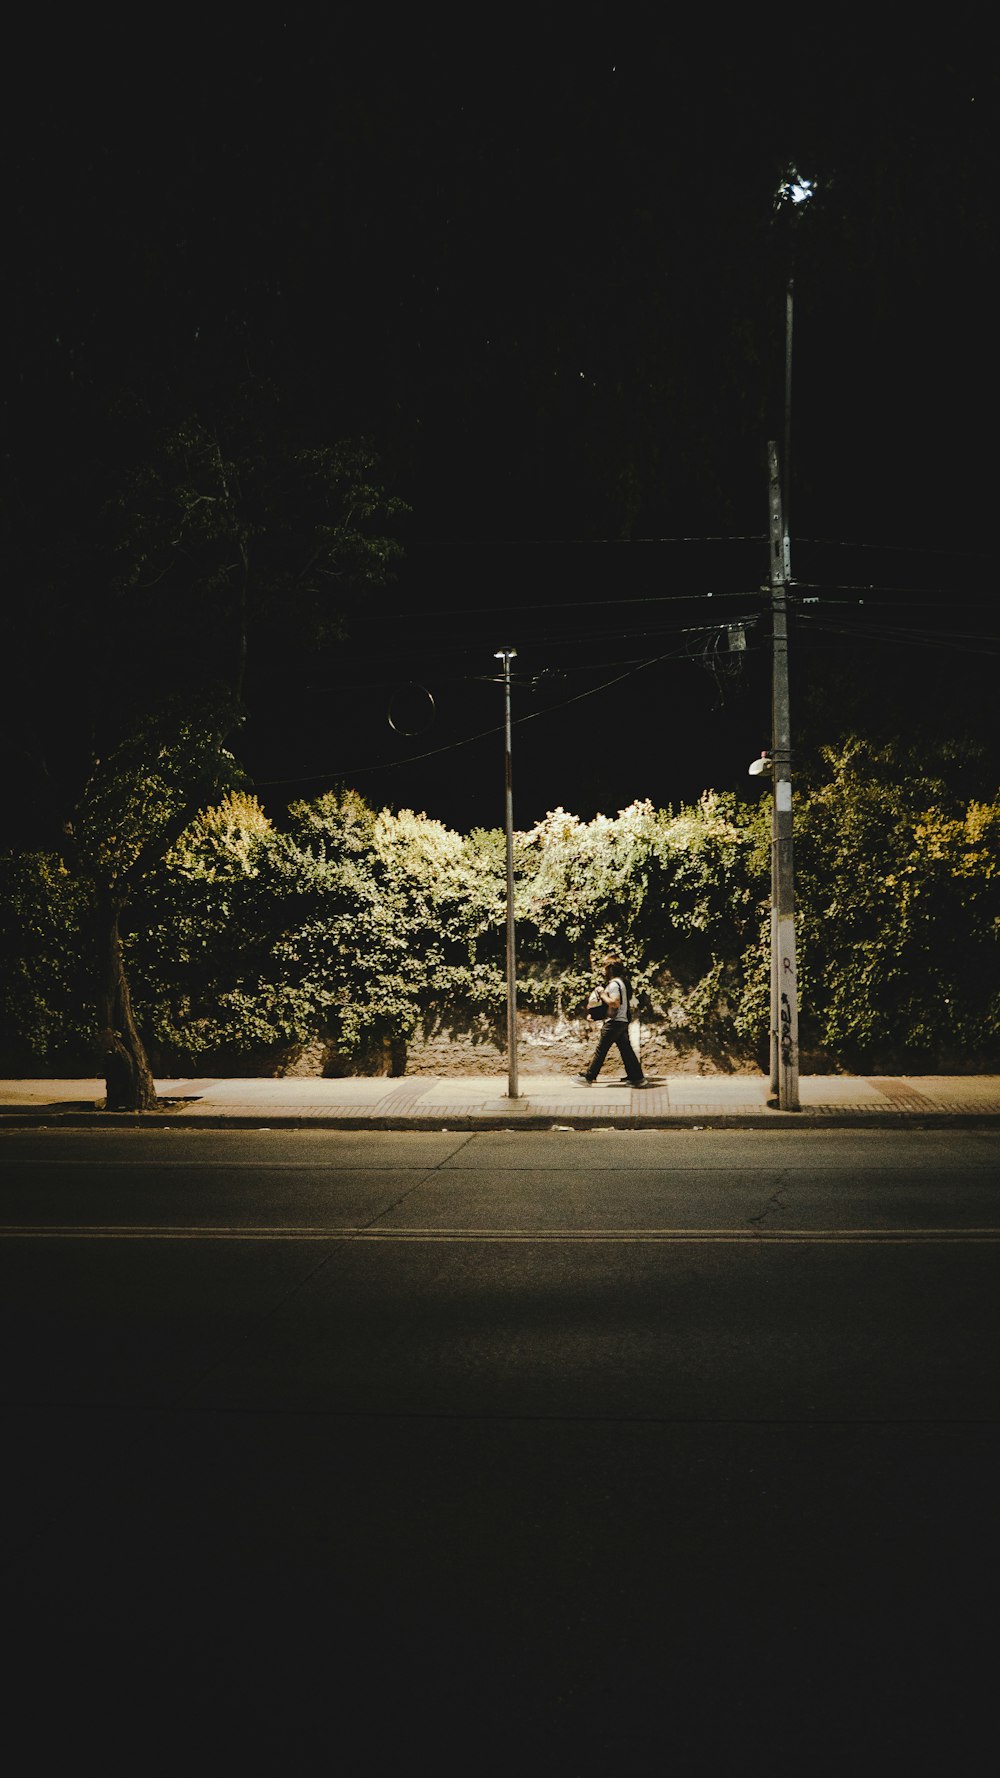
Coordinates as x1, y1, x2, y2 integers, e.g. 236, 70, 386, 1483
3, 1128, 998, 1773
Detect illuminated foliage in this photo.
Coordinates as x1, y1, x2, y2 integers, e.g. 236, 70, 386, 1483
794, 741, 1000, 1062
4, 749, 999, 1073
73, 699, 244, 890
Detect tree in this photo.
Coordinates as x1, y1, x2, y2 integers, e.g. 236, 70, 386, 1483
111, 381, 407, 711
4, 375, 407, 1108
70, 697, 244, 1108
793, 738, 1000, 1066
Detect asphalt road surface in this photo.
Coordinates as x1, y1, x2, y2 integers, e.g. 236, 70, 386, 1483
3, 1128, 998, 1774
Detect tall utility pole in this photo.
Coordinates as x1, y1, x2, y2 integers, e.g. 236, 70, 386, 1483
765, 165, 814, 1111
767, 443, 800, 1110
495, 647, 519, 1100
784, 272, 795, 539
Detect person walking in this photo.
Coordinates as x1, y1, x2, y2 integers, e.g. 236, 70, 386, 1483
576, 953, 647, 1086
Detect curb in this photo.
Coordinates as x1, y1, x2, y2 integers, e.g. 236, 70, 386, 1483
2, 1110, 999, 1132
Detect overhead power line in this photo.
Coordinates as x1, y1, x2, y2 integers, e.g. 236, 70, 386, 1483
349, 581, 985, 634
422, 532, 990, 560
257, 635, 744, 790
795, 592, 992, 609
351, 587, 758, 623
795, 613, 1000, 656
312, 632, 765, 698
325, 610, 764, 677
795, 535, 992, 560
794, 580, 971, 599
426, 533, 769, 547
254, 602, 999, 797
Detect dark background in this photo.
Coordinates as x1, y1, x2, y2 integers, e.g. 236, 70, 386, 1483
4, 12, 995, 834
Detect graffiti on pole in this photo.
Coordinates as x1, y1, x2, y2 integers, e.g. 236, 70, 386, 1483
780, 992, 794, 1063
780, 953, 796, 1067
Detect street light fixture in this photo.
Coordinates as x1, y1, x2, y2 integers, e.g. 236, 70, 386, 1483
776, 169, 816, 208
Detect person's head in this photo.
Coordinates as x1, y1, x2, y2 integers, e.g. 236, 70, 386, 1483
602, 952, 623, 983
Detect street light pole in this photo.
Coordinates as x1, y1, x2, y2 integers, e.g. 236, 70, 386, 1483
775, 164, 815, 550
771, 253, 794, 1100
495, 647, 519, 1100
768, 443, 800, 1110
764, 166, 813, 1111
784, 271, 795, 541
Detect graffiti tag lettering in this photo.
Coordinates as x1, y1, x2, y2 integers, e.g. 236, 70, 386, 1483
780, 989, 794, 1063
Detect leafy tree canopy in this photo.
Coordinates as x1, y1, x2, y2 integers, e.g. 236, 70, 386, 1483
6, 739, 996, 1078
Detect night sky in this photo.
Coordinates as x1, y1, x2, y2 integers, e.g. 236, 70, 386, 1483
4, 16, 995, 836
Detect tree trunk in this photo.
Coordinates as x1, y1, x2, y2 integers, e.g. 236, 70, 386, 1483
96, 893, 158, 1111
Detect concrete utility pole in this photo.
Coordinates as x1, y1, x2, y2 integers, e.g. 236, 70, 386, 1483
495, 647, 519, 1100
784, 273, 795, 538
767, 442, 800, 1109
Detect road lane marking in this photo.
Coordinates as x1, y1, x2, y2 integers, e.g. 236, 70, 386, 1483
3, 1225, 1000, 1243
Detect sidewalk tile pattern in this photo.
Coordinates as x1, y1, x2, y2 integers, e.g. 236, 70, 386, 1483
2, 1074, 1000, 1125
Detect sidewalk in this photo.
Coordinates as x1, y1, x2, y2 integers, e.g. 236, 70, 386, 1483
2, 1073, 1000, 1128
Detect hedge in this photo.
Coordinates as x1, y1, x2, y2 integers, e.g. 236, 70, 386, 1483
3, 741, 999, 1072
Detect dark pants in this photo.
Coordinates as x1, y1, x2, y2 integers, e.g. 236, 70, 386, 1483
585, 1019, 643, 1084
